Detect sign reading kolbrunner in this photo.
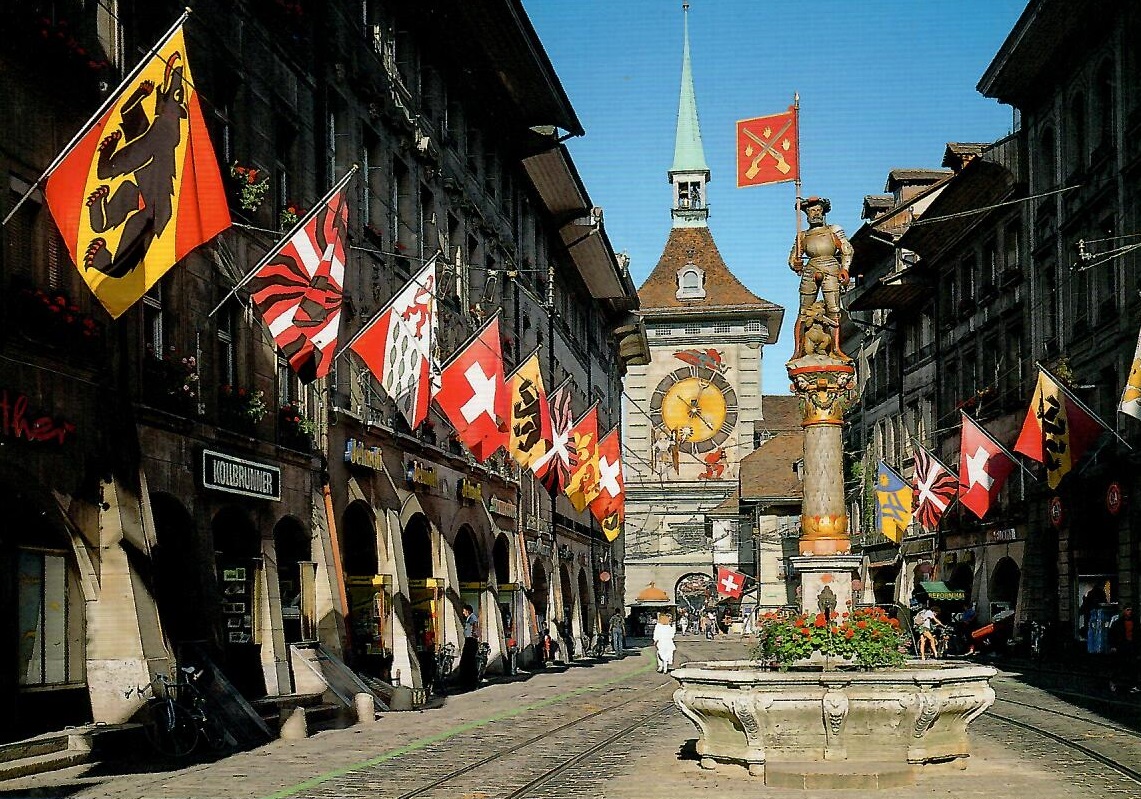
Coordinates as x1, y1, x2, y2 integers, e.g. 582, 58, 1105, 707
202, 449, 281, 501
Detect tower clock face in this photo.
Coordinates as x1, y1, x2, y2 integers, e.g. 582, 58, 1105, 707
649, 365, 739, 454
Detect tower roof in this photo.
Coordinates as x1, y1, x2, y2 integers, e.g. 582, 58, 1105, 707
638, 227, 782, 316
670, 5, 708, 176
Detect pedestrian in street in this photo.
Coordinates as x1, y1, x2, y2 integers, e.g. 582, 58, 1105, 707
1109, 605, 1137, 693
679, 609, 690, 636
653, 613, 677, 673
914, 605, 939, 660
458, 603, 480, 688
608, 608, 626, 657
705, 610, 717, 640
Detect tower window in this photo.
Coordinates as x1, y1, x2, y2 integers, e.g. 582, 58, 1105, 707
676, 265, 706, 300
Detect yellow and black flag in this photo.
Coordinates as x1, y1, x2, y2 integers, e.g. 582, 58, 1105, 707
507, 350, 551, 470
43, 17, 230, 318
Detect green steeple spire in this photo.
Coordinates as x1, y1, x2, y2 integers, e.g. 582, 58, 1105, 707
671, 3, 708, 176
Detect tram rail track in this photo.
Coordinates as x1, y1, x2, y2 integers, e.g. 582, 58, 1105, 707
992, 695, 1141, 739
396, 677, 676, 799
987, 710, 1141, 785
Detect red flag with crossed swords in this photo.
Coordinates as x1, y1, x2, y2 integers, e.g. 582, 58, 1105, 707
736, 106, 799, 188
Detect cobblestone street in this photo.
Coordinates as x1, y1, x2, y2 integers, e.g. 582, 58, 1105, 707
6, 636, 1141, 799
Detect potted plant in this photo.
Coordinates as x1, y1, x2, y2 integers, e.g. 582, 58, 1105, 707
219, 385, 267, 433
230, 163, 270, 212
279, 200, 305, 230
278, 402, 316, 450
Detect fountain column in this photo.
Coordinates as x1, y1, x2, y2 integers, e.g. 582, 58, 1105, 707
787, 360, 861, 613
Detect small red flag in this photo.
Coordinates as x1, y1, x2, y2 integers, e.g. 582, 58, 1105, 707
434, 316, 508, 462
590, 427, 624, 542
736, 106, 799, 188
716, 566, 747, 599
958, 413, 1016, 520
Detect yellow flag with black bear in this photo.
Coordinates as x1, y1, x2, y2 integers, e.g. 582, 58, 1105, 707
44, 19, 230, 318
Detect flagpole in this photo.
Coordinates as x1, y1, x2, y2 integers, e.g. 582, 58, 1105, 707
208, 164, 359, 317
3, 8, 193, 226
1035, 361, 1133, 450
332, 250, 441, 361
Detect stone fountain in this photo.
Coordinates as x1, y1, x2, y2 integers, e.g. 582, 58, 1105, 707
670, 198, 995, 788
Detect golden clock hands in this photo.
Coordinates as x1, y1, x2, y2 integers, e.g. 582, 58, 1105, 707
694, 409, 716, 431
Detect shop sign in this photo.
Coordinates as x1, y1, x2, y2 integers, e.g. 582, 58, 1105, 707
1, 388, 75, 446
408, 461, 437, 488
1107, 482, 1124, 516
1049, 496, 1064, 528
989, 527, 1018, 542
344, 438, 383, 470
489, 496, 516, 517
525, 538, 553, 557
524, 513, 551, 534
458, 477, 482, 502
202, 449, 280, 501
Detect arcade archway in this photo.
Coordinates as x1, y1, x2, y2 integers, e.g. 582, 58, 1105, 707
211, 507, 265, 698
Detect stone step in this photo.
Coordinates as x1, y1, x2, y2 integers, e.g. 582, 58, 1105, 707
763, 760, 916, 789
0, 732, 70, 763
0, 747, 92, 782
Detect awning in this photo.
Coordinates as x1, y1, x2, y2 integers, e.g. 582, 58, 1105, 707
918, 581, 966, 601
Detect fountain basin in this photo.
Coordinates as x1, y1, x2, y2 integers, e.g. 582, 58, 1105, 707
671, 659, 996, 787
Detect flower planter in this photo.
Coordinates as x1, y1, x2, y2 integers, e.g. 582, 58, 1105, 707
671, 659, 996, 786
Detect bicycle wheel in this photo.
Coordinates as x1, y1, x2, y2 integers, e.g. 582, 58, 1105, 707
144, 699, 198, 757
197, 711, 231, 752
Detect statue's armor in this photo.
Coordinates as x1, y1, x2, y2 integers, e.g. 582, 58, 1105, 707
795, 225, 845, 316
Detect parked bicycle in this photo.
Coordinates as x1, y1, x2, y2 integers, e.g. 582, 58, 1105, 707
143, 666, 231, 758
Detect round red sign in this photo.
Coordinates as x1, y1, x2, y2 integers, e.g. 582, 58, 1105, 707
1107, 482, 1124, 516
1049, 496, 1064, 528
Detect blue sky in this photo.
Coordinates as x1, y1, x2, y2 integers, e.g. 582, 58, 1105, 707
523, 0, 1029, 393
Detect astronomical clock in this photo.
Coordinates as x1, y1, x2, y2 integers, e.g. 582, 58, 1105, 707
649, 349, 738, 477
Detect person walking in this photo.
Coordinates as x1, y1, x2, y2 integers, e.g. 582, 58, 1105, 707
705, 610, 717, 640
608, 608, 626, 658
914, 605, 939, 660
653, 613, 677, 673
679, 609, 690, 636
1109, 606, 1137, 693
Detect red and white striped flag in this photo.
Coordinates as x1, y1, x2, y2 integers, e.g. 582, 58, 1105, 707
248, 178, 352, 382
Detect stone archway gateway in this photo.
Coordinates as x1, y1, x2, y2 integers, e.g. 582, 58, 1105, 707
990, 557, 1020, 615
675, 572, 716, 616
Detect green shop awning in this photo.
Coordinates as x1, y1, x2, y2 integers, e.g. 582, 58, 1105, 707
919, 581, 965, 601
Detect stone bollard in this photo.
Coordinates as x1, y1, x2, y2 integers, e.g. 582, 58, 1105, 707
388, 685, 414, 711
354, 692, 376, 724
279, 705, 308, 740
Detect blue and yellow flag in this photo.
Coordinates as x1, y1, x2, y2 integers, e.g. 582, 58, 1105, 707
875, 460, 912, 543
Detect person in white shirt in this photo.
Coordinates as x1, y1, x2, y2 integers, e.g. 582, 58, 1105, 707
653, 613, 677, 673
914, 606, 939, 660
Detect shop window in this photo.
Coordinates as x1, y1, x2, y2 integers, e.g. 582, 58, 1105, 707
18, 551, 81, 687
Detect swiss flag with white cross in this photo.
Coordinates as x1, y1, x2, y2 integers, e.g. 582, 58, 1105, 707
434, 316, 508, 463
716, 566, 747, 599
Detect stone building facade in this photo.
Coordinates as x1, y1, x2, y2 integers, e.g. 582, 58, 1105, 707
0, 0, 644, 743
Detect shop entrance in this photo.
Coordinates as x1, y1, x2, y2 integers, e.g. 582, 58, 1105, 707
492, 534, 514, 641
530, 559, 549, 633
454, 525, 486, 628
211, 507, 266, 699
989, 557, 1020, 617
152, 493, 208, 646
403, 513, 440, 684
343, 501, 392, 678
559, 562, 574, 641
577, 567, 594, 637
272, 516, 311, 645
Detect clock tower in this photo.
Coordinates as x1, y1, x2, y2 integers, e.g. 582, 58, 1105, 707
622, 4, 784, 614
